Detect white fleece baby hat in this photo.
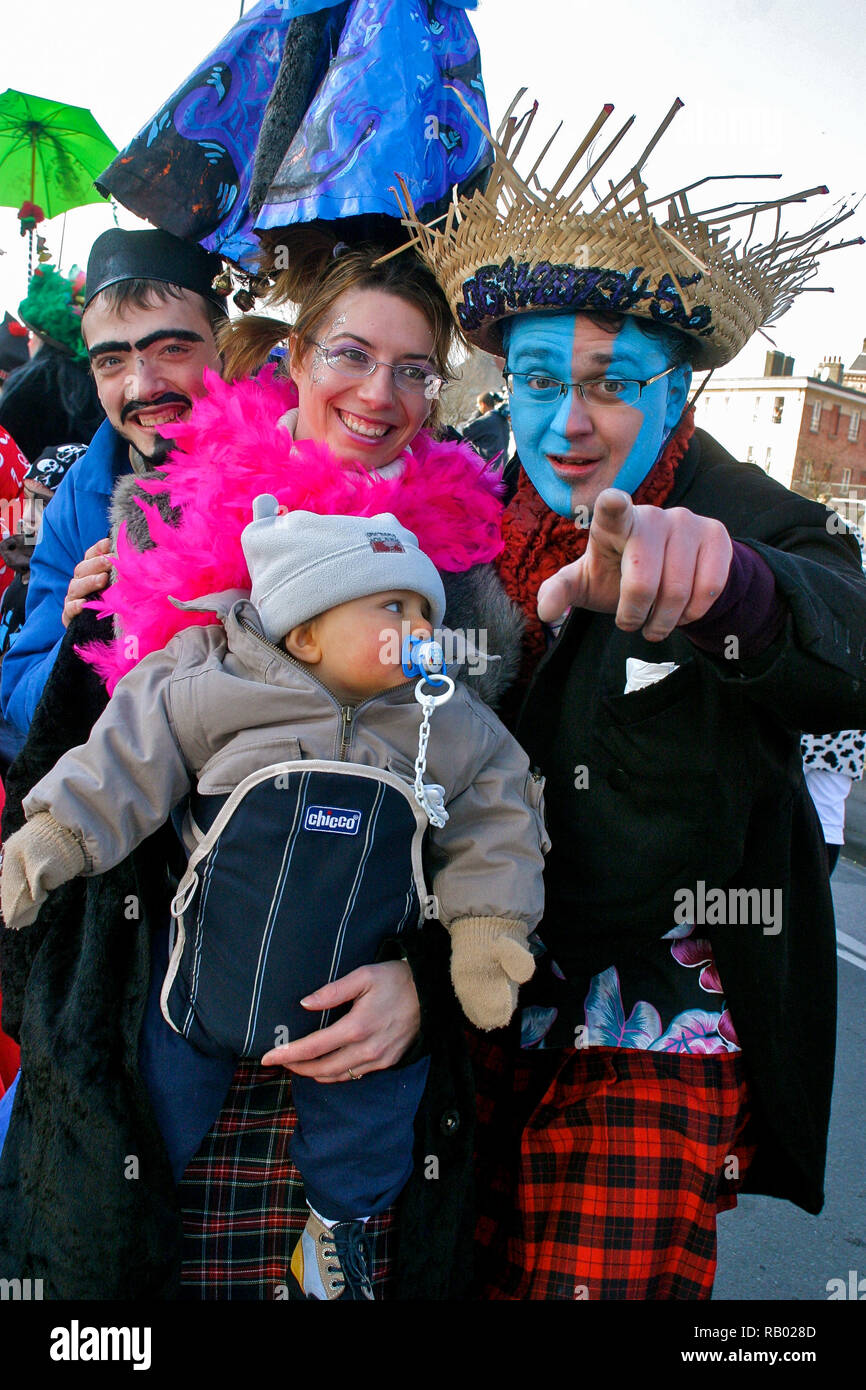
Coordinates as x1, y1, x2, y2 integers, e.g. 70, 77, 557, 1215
241, 495, 447, 641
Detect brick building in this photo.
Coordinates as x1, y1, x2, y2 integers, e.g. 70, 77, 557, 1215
844, 339, 866, 395
693, 344, 866, 524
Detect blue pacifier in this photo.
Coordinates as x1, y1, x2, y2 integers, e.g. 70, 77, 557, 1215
401, 634, 447, 685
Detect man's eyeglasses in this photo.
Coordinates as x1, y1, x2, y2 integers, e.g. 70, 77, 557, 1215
504, 365, 678, 407
311, 342, 446, 399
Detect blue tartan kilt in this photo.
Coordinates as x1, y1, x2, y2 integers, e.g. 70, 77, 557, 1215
161, 761, 429, 1060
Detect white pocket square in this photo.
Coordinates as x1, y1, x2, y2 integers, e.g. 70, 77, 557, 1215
624, 658, 680, 694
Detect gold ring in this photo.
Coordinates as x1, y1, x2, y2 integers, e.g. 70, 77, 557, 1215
346, 1066, 362, 1081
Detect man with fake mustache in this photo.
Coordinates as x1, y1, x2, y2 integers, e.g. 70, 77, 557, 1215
0, 229, 226, 733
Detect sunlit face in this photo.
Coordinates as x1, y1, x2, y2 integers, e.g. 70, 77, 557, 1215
82, 288, 222, 462
290, 288, 436, 472
286, 589, 433, 704
504, 313, 692, 517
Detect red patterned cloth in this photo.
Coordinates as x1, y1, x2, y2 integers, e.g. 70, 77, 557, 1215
0, 426, 28, 601
0, 428, 28, 496
178, 1061, 394, 1299
0, 1010, 18, 1096
472, 1039, 755, 1301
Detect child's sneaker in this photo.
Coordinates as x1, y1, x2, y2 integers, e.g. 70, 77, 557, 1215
290, 1211, 375, 1300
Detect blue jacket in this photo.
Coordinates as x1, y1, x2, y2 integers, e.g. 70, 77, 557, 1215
0, 421, 132, 733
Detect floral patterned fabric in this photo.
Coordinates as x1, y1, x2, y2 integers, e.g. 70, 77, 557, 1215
519, 924, 741, 1056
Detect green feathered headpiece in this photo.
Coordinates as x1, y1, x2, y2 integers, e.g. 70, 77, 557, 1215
18, 264, 88, 365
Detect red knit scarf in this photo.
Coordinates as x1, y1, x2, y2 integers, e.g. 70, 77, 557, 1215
496, 409, 696, 683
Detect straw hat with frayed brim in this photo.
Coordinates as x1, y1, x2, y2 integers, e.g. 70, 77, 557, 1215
387, 92, 863, 370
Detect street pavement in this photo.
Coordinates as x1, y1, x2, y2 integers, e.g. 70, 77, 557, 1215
713, 856, 866, 1300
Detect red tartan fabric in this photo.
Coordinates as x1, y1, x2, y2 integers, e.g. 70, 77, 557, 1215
178, 1062, 395, 1300
472, 1039, 755, 1301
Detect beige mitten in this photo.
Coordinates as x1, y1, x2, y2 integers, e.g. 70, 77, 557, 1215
447, 917, 535, 1031
1, 812, 87, 930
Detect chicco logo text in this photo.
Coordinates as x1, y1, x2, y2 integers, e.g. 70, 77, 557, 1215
304, 806, 363, 835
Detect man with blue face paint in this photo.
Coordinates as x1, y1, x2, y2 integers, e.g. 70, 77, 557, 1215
503, 312, 692, 512
405, 97, 866, 1300
503, 309, 734, 641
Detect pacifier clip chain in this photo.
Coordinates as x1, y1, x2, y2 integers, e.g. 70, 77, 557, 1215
402, 634, 454, 828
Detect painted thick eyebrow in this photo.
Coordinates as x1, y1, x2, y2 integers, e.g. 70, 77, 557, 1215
329, 330, 431, 362
87, 328, 205, 359
87, 338, 131, 359
134, 328, 205, 351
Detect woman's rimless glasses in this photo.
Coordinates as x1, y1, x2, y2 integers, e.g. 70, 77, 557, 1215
311, 342, 447, 399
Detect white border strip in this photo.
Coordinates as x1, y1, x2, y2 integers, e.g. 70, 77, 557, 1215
837, 946, 866, 972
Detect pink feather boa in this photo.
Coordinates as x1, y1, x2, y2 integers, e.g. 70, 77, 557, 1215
82, 367, 505, 692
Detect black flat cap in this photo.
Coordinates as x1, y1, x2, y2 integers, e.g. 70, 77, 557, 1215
84, 228, 227, 312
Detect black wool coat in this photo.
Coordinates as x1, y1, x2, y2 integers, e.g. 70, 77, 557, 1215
512, 428, 866, 1214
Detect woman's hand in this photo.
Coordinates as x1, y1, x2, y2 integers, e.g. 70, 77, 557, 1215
63, 537, 114, 627
260, 959, 421, 1083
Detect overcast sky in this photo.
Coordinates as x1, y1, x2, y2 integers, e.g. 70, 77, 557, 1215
1, 0, 863, 379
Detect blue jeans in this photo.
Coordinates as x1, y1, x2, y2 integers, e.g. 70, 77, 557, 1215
140, 924, 429, 1216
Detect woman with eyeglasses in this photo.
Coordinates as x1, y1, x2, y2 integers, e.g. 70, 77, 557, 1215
93, 243, 515, 685
70, 238, 523, 1302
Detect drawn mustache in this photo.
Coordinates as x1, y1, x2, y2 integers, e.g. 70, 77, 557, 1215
120, 393, 191, 425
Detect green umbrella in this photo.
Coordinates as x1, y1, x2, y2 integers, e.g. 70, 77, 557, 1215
0, 88, 118, 219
